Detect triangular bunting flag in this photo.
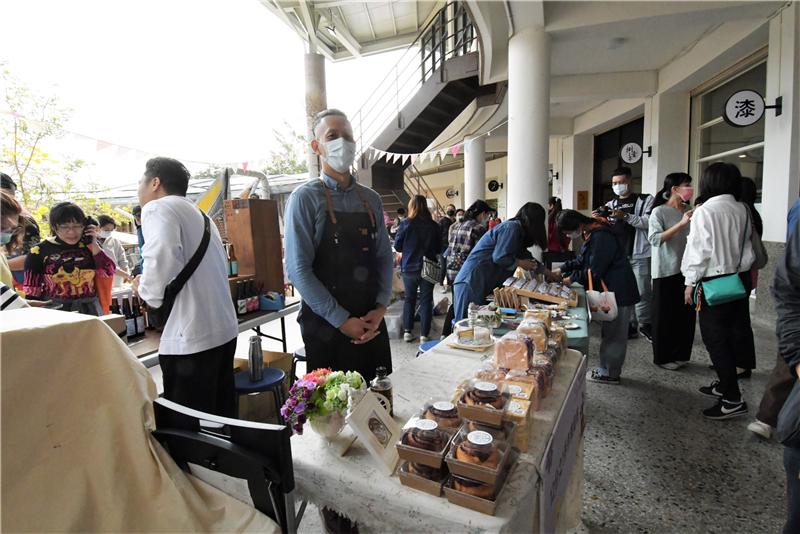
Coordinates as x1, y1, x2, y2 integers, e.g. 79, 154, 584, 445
402, 154, 411, 165
392, 153, 402, 164
450, 144, 461, 157
410, 154, 419, 165
242, 162, 249, 172
96, 140, 112, 151
439, 149, 449, 161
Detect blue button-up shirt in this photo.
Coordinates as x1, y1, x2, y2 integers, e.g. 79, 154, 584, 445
284, 173, 393, 328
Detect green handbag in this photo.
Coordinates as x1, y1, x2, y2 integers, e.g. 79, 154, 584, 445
696, 208, 750, 306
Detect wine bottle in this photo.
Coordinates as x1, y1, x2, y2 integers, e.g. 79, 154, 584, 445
236, 281, 247, 316
370, 367, 394, 416
228, 244, 239, 278
132, 296, 146, 337
122, 297, 136, 338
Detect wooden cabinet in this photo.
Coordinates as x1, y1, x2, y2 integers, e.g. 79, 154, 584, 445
224, 199, 284, 293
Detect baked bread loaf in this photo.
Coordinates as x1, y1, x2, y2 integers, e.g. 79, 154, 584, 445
494, 332, 532, 370
452, 475, 495, 499
517, 320, 548, 352
455, 431, 500, 468
424, 401, 461, 429
463, 382, 505, 409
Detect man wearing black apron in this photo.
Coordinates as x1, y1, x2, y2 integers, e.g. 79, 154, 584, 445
285, 109, 393, 385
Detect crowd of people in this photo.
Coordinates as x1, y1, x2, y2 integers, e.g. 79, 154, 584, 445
1, 107, 798, 530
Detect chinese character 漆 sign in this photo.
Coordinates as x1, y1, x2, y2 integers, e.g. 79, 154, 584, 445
620, 142, 642, 164
724, 90, 766, 127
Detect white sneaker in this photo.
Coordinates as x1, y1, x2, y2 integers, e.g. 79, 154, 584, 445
420, 336, 430, 343
403, 332, 415, 342
676, 361, 690, 369
747, 419, 773, 440
658, 362, 681, 371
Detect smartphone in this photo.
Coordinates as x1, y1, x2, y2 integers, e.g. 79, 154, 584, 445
82, 216, 98, 245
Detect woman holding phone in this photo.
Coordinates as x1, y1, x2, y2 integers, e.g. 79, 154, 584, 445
24, 202, 116, 315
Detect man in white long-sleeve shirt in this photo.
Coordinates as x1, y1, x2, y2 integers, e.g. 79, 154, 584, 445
133, 157, 238, 417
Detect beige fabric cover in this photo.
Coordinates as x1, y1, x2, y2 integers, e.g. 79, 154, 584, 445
1, 308, 278, 533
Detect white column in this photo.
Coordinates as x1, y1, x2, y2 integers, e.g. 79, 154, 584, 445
507, 26, 550, 215
304, 52, 327, 178
561, 134, 593, 214
464, 136, 486, 208
762, 2, 800, 243
642, 91, 691, 195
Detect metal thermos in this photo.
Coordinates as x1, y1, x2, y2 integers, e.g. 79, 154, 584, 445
248, 336, 263, 382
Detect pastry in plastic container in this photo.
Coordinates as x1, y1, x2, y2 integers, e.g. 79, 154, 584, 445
494, 332, 532, 370
474, 364, 508, 384
423, 399, 462, 429
464, 420, 518, 443
550, 326, 568, 354
445, 427, 510, 484
504, 381, 535, 402
396, 418, 455, 468
457, 380, 510, 427
530, 354, 555, 394
523, 309, 552, 330
505, 369, 543, 409
398, 461, 448, 496
455, 321, 493, 345
503, 399, 531, 451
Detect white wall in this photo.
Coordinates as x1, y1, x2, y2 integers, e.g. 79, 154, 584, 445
642, 91, 691, 195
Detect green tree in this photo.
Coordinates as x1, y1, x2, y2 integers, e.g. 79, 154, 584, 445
1, 66, 117, 233
262, 122, 308, 175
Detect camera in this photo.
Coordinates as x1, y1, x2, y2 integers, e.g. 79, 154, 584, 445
595, 205, 612, 218
82, 216, 98, 245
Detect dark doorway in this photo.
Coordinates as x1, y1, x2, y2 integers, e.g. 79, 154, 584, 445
593, 118, 644, 209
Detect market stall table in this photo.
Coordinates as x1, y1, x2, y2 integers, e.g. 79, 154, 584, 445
288, 336, 587, 532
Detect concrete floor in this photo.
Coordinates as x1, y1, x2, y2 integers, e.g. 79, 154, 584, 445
229, 297, 788, 533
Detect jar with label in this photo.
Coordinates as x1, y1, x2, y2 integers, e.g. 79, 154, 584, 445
370, 366, 393, 417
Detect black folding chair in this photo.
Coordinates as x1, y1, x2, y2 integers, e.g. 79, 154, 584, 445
152, 398, 304, 534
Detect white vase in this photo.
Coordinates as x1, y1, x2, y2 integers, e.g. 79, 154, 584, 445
309, 411, 345, 439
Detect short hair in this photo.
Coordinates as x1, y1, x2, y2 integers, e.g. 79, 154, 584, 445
612, 166, 632, 180
144, 157, 190, 196
132, 205, 142, 217
556, 209, 594, 234
1, 173, 16, 192
49, 202, 86, 233
397, 207, 406, 216
700, 162, 741, 201
455, 209, 465, 216
97, 215, 116, 228
313, 109, 349, 139
1, 190, 21, 218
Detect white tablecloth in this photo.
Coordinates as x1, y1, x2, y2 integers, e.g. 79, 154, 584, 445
289, 334, 584, 533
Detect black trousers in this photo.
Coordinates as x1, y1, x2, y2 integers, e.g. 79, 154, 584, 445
698, 273, 755, 402
652, 274, 696, 365
159, 337, 237, 418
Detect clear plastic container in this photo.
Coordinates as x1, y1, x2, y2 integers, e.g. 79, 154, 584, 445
445, 427, 510, 484
420, 398, 462, 430
398, 461, 448, 496
457, 380, 511, 427
396, 416, 456, 468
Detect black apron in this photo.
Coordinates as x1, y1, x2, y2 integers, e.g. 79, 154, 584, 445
297, 180, 392, 383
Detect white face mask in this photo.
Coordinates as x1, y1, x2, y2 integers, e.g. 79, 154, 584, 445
322, 137, 356, 173
568, 230, 582, 239
99, 230, 112, 239
612, 183, 628, 197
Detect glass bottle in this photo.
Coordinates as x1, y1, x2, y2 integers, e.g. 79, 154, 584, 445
370, 366, 393, 417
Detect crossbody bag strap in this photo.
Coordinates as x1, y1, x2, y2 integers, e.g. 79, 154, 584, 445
736, 206, 750, 272
167, 211, 211, 294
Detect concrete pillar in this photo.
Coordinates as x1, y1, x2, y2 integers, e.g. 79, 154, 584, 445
561, 134, 594, 214
507, 26, 550, 215
464, 136, 486, 208
304, 52, 327, 178
642, 91, 691, 195
762, 2, 799, 243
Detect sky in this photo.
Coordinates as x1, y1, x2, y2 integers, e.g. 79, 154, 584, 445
0, 0, 404, 189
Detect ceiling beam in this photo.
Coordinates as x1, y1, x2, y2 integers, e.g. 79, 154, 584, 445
314, 0, 357, 8
259, 0, 305, 37
297, 0, 318, 49
329, 32, 417, 60
364, 2, 377, 40
327, 11, 362, 57
388, 1, 398, 37
551, 71, 658, 101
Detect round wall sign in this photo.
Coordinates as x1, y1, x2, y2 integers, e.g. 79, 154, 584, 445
724, 90, 765, 127
488, 179, 501, 192
620, 142, 643, 164
446, 187, 458, 199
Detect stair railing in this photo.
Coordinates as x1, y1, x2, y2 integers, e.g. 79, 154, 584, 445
404, 165, 445, 216
353, 2, 478, 168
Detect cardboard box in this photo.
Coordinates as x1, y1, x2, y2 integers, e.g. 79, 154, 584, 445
398, 461, 446, 497
99, 313, 127, 340
233, 350, 293, 423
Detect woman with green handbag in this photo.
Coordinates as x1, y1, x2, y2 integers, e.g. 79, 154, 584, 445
681, 162, 756, 421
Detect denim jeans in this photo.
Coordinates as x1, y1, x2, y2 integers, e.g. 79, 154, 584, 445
402, 271, 434, 337
630, 257, 652, 327
786, 446, 800, 534
598, 305, 633, 379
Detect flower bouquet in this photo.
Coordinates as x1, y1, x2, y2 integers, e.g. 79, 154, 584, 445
281, 368, 366, 436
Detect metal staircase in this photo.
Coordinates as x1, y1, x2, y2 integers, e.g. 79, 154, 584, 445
351, 2, 488, 204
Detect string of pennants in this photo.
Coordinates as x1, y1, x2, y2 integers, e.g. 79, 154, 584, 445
364, 120, 508, 166
0, 110, 266, 171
